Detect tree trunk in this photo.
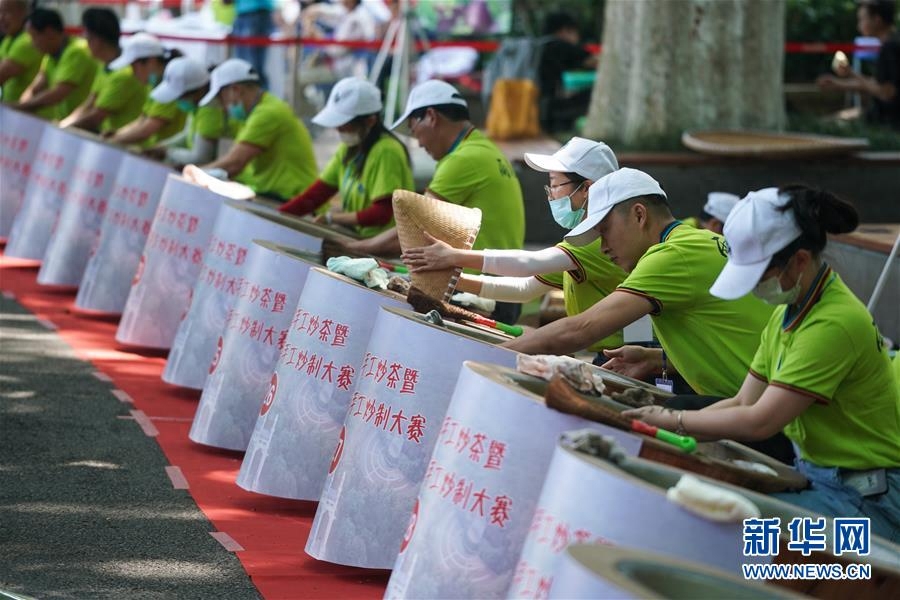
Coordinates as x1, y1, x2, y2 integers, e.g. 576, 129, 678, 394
584, 0, 786, 145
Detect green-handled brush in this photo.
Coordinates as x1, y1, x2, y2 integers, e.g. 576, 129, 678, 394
406, 286, 523, 337
546, 377, 697, 453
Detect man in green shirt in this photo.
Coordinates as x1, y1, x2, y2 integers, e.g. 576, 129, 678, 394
60, 8, 146, 133
198, 58, 317, 200
349, 79, 526, 324
0, 0, 42, 103
15, 8, 96, 120
400, 137, 626, 351
505, 168, 774, 400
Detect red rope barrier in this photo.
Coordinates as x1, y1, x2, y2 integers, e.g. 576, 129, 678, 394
62, 27, 879, 55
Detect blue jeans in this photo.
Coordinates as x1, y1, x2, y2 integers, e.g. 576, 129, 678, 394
772, 459, 900, 543
232, 9, 273, 87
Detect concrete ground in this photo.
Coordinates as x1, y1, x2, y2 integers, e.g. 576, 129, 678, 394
0, 295, 260, 600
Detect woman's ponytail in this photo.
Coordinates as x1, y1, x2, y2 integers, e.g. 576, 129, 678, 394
777, 184, 858, 257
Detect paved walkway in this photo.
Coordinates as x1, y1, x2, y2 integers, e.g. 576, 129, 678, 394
0, 294, 260, 599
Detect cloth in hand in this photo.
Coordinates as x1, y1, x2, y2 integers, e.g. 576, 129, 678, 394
451, 292, 497, 314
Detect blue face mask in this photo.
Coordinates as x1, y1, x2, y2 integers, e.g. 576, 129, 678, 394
175, 99, 197, 113
148, 73, 161, 87
548, 184, 586, 229
227, 102, 247, 121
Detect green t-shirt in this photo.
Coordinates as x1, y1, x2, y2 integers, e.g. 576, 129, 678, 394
893, 352, 900, 390
92, 65, 147, 132
749, 267, 900, 470
682, 216, 700, 229
39, 37, 97, 120
536, 238, 627, 351
0, 30, 42, 103
234, 92, 317, 200
618, 223, 774, 397
428, 128, 524, 251
187, 103, 227, 148
211, 0, 237, 25
142, 96, 187, 147
320, 133, 414, 238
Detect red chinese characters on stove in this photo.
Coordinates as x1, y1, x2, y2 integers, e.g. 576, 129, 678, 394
417, 416, 513, 528
345, 391, 427, 444
277, 306, 356, 392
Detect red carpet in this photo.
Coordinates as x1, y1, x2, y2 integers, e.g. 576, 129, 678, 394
0, 256, 389, 599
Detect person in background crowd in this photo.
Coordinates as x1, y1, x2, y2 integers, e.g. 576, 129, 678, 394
348, 79, 526, 326
817, 0, 899, 129
198, 58, 317, 201
211, 0, 237, 27
682, 192, 740, 234
15, 8, 96, 120
402, 137, 627, 355
230, 0, 275, 87
328, 0, 378, 78
537, 11, 597, 133
146, 56, 226, 167
626, 186, 900, 542
0, 0, 42, 103
60, 8, 147, 134
107, 33, 186, 148
279, 77, 413, 238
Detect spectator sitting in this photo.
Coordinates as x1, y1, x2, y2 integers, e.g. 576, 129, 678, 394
817, 0, 899, 129
537, 11, 597, 133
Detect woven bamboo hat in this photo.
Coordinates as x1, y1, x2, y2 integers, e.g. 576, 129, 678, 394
393, 190, 481, 301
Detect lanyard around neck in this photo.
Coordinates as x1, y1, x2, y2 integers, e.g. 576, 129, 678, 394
659, 220, 682, 244
447, 125, 473, 156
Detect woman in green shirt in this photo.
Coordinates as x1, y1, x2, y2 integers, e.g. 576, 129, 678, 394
626, 185, 900, 542
147, 56, 225, 166
279, 77, 413, 238
401, 137, 627, 352
107, 33, 186, 147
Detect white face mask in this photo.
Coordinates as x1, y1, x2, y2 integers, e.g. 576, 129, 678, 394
752, 271, 801, 305
339, 131, 361, 146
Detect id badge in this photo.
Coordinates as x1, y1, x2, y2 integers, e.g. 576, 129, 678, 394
655, 378, 674, 393
842, 469, 888, 497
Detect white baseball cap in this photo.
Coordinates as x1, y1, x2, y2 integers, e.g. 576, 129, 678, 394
109, 32, 165, 70
200, 58, 259, 106
150, 57, 209, 103
312, 77, 383, 128
702, 192, 740, 223
709, 188, 802, 300
565, 168, 667, 246
524, 137, 618, 181
390, 79, 468, 133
